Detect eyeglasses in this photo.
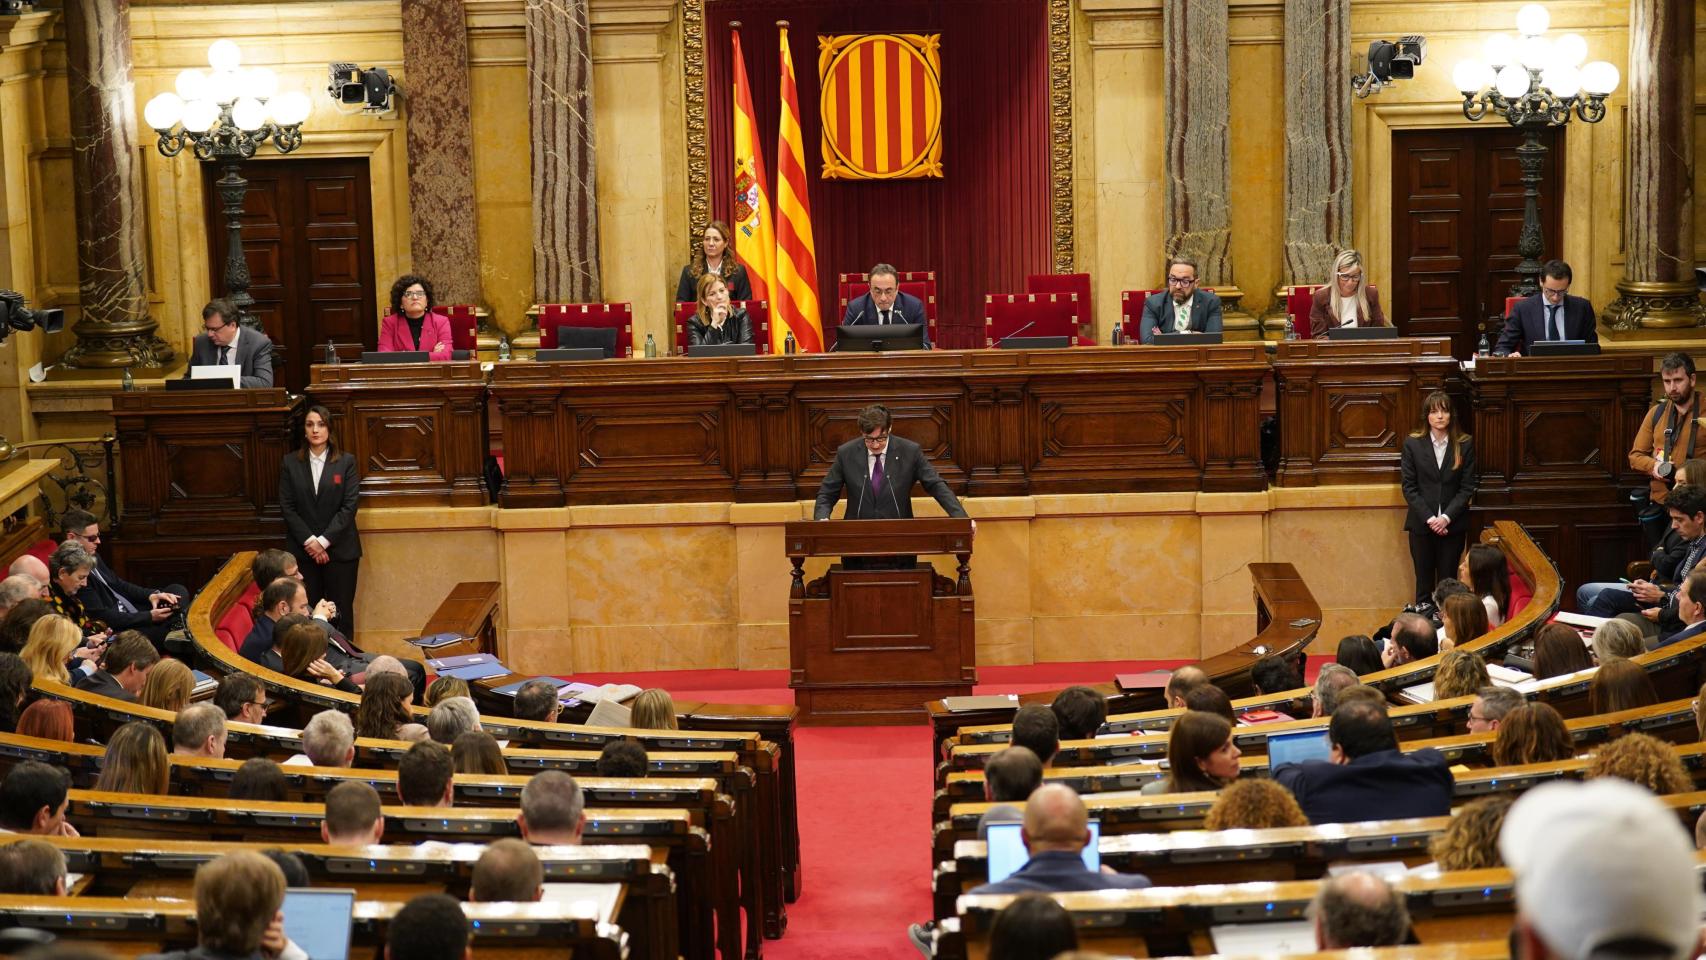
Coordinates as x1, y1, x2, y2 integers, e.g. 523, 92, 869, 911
862, 433, 889, 446
1336, 272, 1363, 282
249, 698, 268, 709
203, 323, 227, 334
1467, 712, 1488, 723
1166, 276, 1195, 286
402, 290, 428, 299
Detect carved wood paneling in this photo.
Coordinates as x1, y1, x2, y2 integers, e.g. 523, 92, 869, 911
308, 362, 489, 508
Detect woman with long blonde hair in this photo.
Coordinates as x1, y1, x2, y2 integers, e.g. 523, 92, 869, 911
20, 615, 84, 685
138, 659, 194, 713
95, 721, 170, 795
1310, 249, 1388, 337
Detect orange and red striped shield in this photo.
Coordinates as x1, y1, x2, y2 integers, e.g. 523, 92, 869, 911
818, 33, 942, 180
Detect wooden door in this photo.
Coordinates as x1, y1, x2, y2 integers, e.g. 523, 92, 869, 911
205, 158, 378, 392
1391, 127, 1563, 358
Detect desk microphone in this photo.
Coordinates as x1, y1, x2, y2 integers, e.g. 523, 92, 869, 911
997, 321, 1036, 345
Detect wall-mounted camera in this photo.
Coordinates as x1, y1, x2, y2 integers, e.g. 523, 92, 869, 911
327, 63, 398, 113
0, 291, 64, 341
1353, 35, 1427, 98
0, 0, 39, 15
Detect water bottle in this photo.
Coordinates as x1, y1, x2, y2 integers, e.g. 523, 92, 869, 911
120, 367, 134, 392
784, 332, 796, 354
1111, 325, 1123, 346
324, 339, 338, 364
644, 333, 658, 358
1283, 316, 1297, 340
1477, 333, 1490, 357
497, 334, 511, 361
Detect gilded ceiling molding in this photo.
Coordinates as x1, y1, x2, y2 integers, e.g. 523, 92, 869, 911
682, 0, 709, 231
1048, 0, 1074, 274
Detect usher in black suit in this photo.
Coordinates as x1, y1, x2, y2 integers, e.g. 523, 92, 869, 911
278, 449, 363, 639
1399, 432, 1478, 604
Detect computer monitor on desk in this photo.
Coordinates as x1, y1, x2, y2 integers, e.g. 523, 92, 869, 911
836, 323, 924, 352
1153, 332, 1223, 345
1325, 327, 1399, 341
551, 326, 620, 358
1529, 340, 1601, 357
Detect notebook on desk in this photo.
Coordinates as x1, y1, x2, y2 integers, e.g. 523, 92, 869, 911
941, 694, 1018, 712
436, 659, 512, 681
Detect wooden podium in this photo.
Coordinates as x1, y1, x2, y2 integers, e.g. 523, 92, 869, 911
784, 518, 975, 725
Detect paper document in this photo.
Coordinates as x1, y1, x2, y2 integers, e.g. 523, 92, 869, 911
541, 883, 622, 923
1209, 921, 1317, 955
1553, 611, 1610, 630
190, 364, 240, 388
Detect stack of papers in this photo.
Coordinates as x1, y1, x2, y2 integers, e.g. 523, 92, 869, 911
435, 659, 512, 681
1487, 663, 1541, 693
408, 632, 471, 650
577, 683, 643, 704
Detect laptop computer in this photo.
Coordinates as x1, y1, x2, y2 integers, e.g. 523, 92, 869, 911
1529, 340, 1601, 357
1266, 728, 1333, 767
987, 820, 1099, 882
281, 888, 356, 960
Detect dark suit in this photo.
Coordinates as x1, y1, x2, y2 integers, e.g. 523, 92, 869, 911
686, 308, 753, 346
78, 557, 185, 647
1138, 289, 1223, 344
674, 263, 752, 304
813, 434, 966, 521
1272, 748, 1454, 825
73, 669, 133, 702
1652, 619, 1706, 651
1494, 293, 1598, 355
967, 850, 1152, 896
1399, 433, 1478, 603
184, 329, 274, 388
279, 451, 362, 638
841, 291, 930, 347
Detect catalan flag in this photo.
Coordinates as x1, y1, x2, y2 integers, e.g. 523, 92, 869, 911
772, 23, 823, 353
818, 33, 944, 180
730, 25, 774, 304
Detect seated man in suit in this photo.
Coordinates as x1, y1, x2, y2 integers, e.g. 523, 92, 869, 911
966, 783, 1151, 895
72, 630, 158, 702
185, 298, 274, 388
518, 770, 586, 846
1312, 872, 1411, 950
0, 761, 78, 837
1138, 256, 1223, 343
841, 263, 931, 348
171, 703, 228, 760
398, 740, 455, 808
322, 781, 385, 846
469, 839, 544, 903
1272, 699, 1452, 825
250, 548, 423, 698
1494, 259, 1598, 356
1651, 568, 1706, 650
59, 509, 185, 648
241, 579, 310, 671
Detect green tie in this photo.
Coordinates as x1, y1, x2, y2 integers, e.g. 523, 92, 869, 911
1176, 302, 1189, 332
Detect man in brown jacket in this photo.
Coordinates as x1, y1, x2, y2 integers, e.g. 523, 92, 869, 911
1631, 352, 1702, 540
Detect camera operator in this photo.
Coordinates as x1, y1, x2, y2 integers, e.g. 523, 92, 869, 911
1630, 353, 1703, 544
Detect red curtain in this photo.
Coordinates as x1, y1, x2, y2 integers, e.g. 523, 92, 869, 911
705, 0, 1051, 349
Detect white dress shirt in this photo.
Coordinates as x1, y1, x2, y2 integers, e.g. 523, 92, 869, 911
306, 449, 331, 550
866, 447, 889, 482
1339, 298, 1359, 328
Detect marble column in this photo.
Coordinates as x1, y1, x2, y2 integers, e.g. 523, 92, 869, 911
1267, 0, 1352, 336
402, 0, 482, 307
60, 0, 173, 368
1162, 0, 1252, 336
527, 0, 601, 303
1605, 0, 1704, 331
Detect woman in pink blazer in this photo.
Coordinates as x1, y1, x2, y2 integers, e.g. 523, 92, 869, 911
377, 274, 454, 361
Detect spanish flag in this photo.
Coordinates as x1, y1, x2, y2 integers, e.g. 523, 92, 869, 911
730, 25, 774, 304
772, 22, 823, 353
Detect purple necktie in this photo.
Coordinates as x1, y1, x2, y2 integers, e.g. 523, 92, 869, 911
871, 454, 884, 493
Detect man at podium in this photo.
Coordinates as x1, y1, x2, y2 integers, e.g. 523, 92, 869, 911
814, 404, 967, 522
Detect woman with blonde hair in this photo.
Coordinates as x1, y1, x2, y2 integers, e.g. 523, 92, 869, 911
1203, 778, 1308, 830
629, 689, 678, 731
686, 273, 753, 347
95, 721, 170, 794
1428, 795, 1512, 872
1309, 249, 1387, 337
1433, 649, 1490, 701
1590, 618, 1645, 665
20, 614, 86, 685
138, 659, 194, 712
424, 675, 470, 708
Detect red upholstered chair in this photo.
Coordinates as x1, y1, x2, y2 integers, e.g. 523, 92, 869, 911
538, 303, 634, 357
983, 293, 1081, 347
837, 271, 937, 320
24, 539, 53, 565
215, 599, 254, 652
432, 305, 479, 353
1504, 296, 1521, 318
673, 301, 772, 354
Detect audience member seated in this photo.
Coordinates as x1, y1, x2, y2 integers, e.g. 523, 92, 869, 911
966, 784, 1151, 895
1461, 543, 1512, 627
356, 672, 425, 742
364, 655, 411, 684
1273, 700, 1452, 825
5, 556, 47, 593
1651, 567, 1706, 649
13, 700, 69, 742
387, 893, 471, 960
137, 851, 287, 960
1382, 612, 1438, 668
1531, 622, 1594, 679
0, 838, 65, 895
1588, 659, 1659, 714
1163, 665, 1209, 709
518, 770, 585, 845
1183, 683, 1235, 722
1251, 654, 1302, 697
0, 761, 77, 836
249, 550, 408, 693
95, 721, 169, 794
138, 657, 194, 711
987, 893, 1078, 960
1590, 618, 1645, 665
279, 620, 359, 693
595, 738, 647, 777
1142, 710, 1239, 795
1584, 732, 1690, 795
470, 838, 544, 902
228, 758, 288, 803
0, 577, 39, 620
73, 630, 158, 702
1434, 649, 1490, 700
424, 675, 470, 707
630, 688, 678, 730
399, 740, 455, 807
1439, 593, 1490, 653
323, 781, 385, 846
287, 710, 355, 768
1490, 703, 1575, 766
379, 274, 454, 361
1310, 872, 1410, 949
1203, 778, 1309, 830
0, 598, 51, 655
1049, 686, 1107, 741
1009, 705, 1059, 765
1337, 684, 1390, 711
978, 746, 1044, 838
427, 696, 480, 744
1627, 487, 1706, 642
60, 508, 186, 648
1335, 635, 1383, 675
451, 730, 507, 776
21, 614, 90, 685
172, 703, 228, 759
1427, 795, 1511, 873
45, 541, 106, 637
513, 679, 563, 723
0, 653, 27, 734
1310, 663, 1358, 718
1500, 781, 1701, 960
215, 674, 267, 725
1467, 685, 1524, 735
241, 579, 309, 669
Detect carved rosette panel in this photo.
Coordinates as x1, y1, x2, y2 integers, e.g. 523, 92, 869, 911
364, 414, 439, 473
1326, 393, 1399, 452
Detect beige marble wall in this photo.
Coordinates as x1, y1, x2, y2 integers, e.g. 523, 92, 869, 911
353, 488, 1413, 672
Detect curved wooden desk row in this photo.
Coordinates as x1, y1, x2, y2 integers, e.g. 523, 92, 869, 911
937, 521, 1560, 754
925, 561, 1325, 757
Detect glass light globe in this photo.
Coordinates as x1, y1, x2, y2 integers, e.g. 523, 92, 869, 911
206, 70, 241, 104
239, 67, 279, 101
1515, 3, 1550, 37
142, 92, 184, 131
1517, 35, 1552, 70
1541, 64, 1580, 98
181, 99, 221, 134
1580, 60, 1620, 95
1553, 33, 1588, 67
1452, 60, 1493, 94
1483, 33, 1515, 68
231, 97, 267, 131
1495, 65, 1532, 99
174, 68, 208, 102
269, 91, 311, 127
207, 39, 242, 73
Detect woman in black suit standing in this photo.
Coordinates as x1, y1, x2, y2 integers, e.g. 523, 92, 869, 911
279, 405, 361, 639
1400, 391, 1478, 605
